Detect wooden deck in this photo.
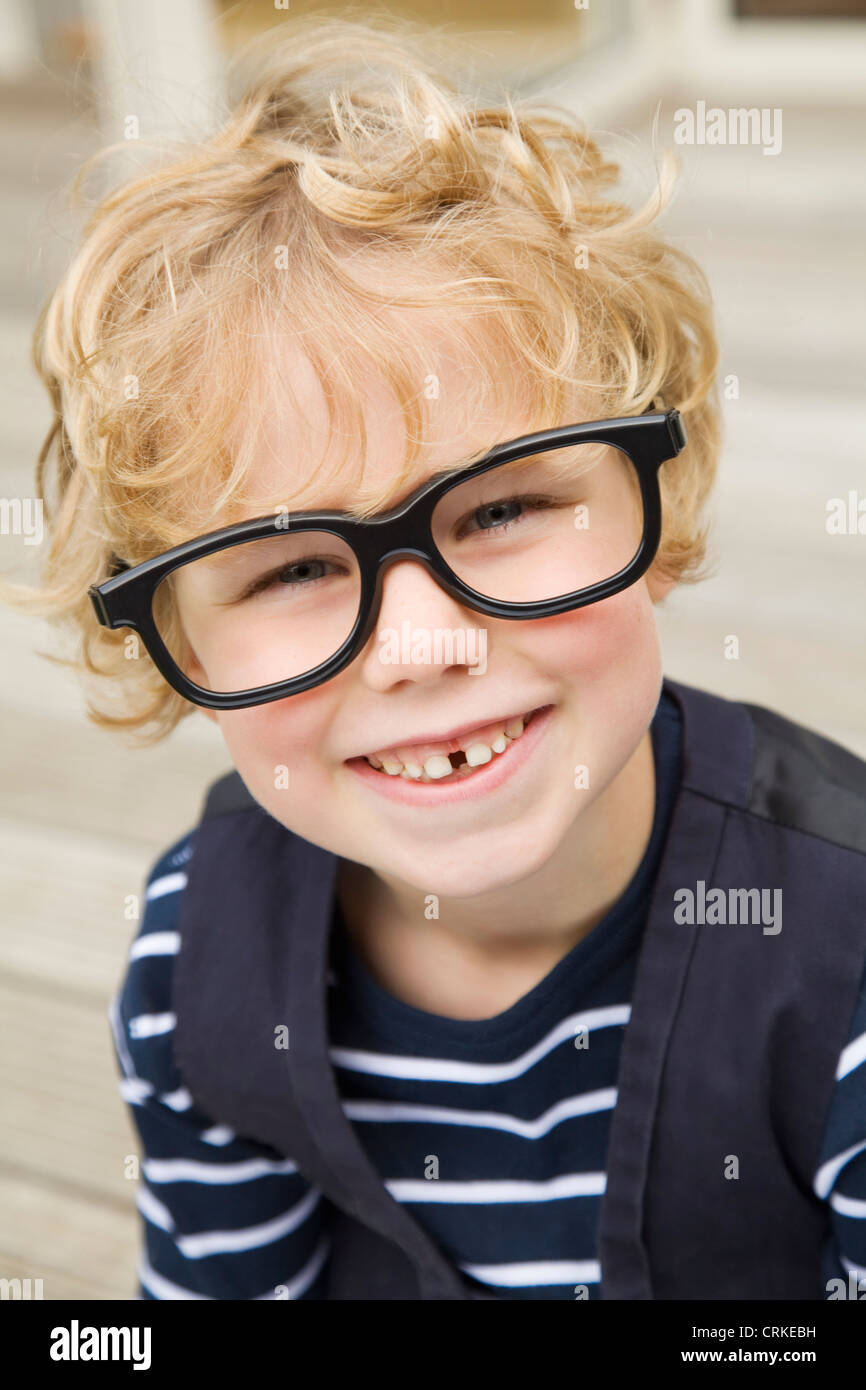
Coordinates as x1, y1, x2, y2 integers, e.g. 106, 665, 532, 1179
1, 74, 863, 1299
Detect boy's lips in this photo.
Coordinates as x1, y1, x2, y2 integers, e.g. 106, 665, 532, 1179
349, 704, 546, 766
343, 704, 556, 805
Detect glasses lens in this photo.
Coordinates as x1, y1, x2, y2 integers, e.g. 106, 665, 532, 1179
152, 530, 361, 695
431, 441, 644, 603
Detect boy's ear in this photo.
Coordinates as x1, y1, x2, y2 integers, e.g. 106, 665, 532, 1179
646, 564, 677, 604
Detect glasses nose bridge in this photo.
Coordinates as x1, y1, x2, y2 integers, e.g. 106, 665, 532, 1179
364, 496, 437, 575
357, 504, 461, 624
369, 538, 445, 601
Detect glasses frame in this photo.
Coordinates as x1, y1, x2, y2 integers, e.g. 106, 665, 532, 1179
89, 408, 686, 710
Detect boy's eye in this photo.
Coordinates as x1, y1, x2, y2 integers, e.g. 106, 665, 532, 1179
455, 494, 559, 539
235, 555, 348, 602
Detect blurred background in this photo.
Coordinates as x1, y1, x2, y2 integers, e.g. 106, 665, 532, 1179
1, 0, 864, 1299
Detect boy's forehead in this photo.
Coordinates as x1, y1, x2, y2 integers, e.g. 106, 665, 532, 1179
224, 333, 542, 520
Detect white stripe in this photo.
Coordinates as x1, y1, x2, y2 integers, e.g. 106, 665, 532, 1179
145, 872, 187, 901
813, 1137, 866, 1198
110, 994, 187, 1114
830, 1190, 866, 1218
386, 1171, 606, 1204
330, 1005, 630, 1084
461, 1258, 601, 1288
177, 1185, 322, 1259
129, 1012, 175, 1039
118, 1078, 196, 1113
130, 931, 180, 960
137, 1184, 174, 1233
837, 1029, 866, 1081
160, 1087, 192, 1112
138, 1253, 209, 1300
201, 1124, 236, 1146
119, 1077, 154, 1105
143, 1155, 300, 1185
342, 1088, 617, 1138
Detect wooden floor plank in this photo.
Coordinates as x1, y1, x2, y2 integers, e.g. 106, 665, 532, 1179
0, 1175, 137, 1301
0, 980, 145, 1206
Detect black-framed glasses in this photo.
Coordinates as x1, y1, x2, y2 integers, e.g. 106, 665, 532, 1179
89, 408, 686, 710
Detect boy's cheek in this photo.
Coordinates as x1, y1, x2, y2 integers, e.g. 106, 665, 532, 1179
518, 584, 657, 678
215, 688, 334, 798
520, 588, 663, 761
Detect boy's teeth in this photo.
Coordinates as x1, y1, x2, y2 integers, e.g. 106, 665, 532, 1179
363, 708, 535, 778
424, 754, 453, 780
465, 742, 493, 767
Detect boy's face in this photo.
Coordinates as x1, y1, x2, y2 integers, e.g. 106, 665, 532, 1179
191, 334, 674, 900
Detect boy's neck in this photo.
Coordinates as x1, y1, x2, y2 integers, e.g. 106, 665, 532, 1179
335, 728, 657, 1021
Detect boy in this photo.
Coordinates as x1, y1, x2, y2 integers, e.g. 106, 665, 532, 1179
13, 16, 866, 1299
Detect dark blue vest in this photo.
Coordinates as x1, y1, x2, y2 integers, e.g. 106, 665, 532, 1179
172, 677, 866, 1299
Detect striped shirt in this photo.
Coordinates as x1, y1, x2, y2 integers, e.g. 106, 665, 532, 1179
109, 692, 866, 1299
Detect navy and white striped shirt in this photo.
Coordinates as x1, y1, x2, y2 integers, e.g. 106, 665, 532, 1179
109, 691, 866, 1299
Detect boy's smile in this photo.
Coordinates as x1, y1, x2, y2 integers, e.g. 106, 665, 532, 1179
343, 701, 556, 803
355, 701, 540, 772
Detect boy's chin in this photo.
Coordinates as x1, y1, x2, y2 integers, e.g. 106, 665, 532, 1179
374, 835, 561, 903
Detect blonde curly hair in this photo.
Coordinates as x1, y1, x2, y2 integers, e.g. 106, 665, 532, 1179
5, 11, 720, 743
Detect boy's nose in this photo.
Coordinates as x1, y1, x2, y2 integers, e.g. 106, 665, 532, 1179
357, 558, 488, 690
